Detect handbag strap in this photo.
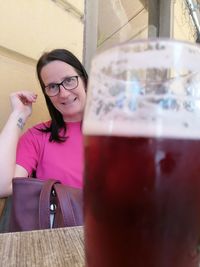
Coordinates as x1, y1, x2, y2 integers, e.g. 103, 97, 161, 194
39, 179, 60, 229
53, 184, 77, 226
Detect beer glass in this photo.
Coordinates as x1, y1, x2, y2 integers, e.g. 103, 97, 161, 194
83, 39, 200, 267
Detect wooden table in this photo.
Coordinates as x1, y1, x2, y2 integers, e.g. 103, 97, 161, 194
0, 226, 85, 267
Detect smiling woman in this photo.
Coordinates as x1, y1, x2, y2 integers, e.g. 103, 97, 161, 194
0, 0, 86, 232
0, 49, 88, 201
0, 49, 87, 232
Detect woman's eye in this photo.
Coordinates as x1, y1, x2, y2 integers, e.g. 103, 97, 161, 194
65, 78, 73, 84
49, 84, 58, 90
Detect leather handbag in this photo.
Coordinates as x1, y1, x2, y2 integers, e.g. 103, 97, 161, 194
9, 177, 83, 232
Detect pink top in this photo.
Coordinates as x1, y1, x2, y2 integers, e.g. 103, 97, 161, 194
16, 121, 84, 188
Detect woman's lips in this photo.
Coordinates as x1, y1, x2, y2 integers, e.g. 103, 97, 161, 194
61, 97, 77, 106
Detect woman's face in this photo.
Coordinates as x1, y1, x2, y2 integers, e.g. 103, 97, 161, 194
40, 60, 86, 122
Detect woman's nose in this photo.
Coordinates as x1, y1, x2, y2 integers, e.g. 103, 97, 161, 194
59, 85, 71, 97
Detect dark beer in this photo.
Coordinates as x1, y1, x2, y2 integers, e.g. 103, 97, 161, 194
84, 135, 200, 267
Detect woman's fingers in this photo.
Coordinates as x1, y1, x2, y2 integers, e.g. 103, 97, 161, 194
10, 91, 37, 106
14, 91, 37, 104
18, 93, 37, 105
10, 91, 37, 118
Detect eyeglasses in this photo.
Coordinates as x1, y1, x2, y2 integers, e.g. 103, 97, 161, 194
44, 75, 79, 97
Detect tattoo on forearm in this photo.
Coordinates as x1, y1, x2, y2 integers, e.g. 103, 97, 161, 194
17, 117, 25, 130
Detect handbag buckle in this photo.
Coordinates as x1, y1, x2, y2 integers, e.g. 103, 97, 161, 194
50, 203, 56, 228
51, 189, 56, 196
50, 203, 57, 214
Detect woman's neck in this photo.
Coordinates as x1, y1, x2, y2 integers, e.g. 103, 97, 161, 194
63, 113, 83, 123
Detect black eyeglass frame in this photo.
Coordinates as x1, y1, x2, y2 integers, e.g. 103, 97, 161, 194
44, 75, 79, 97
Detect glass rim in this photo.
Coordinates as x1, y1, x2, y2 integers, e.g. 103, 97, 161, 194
94, 37, 200, 59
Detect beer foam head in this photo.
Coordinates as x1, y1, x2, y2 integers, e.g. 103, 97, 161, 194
83, 39, 200, 139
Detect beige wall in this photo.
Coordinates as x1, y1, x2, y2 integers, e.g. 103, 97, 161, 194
0, 51, 47, 130
149, 1, 197, 42
0, 0, 84, 130
173, 0, 196, 42
97, 0, 148, 52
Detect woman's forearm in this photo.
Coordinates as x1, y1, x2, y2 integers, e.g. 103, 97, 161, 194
0, 91, 37, 197
0, 111, 27, 196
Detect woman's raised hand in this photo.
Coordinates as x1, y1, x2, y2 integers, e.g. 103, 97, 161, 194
10, 91, 37, 119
